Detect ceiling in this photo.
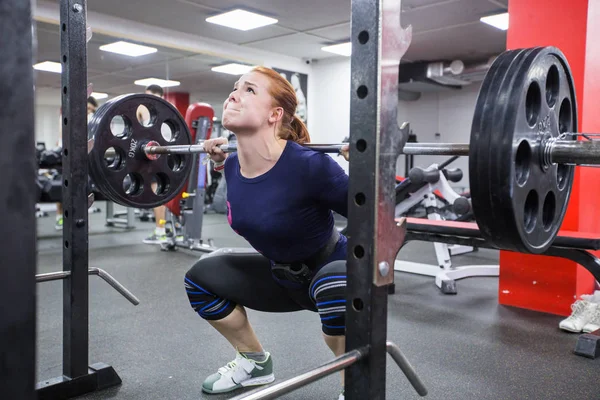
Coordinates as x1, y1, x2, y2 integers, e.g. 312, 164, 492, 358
33, 0, 508, 111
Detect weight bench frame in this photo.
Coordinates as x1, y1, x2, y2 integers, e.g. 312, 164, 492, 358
398, 217, 600, 359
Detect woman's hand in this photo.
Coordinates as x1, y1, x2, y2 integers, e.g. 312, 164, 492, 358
203, 137, 229, 163
340, 144, 350, 161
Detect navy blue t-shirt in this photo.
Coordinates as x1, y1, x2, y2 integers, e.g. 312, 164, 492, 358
224, 140, 348, 263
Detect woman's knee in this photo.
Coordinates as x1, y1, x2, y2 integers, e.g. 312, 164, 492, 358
184, 258, 236, 321
310, 260, 347, 336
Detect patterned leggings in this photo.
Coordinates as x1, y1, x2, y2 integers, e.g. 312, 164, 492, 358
184, 249, 347, 336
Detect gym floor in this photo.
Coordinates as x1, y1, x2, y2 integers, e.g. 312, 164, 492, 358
36, 203, 599, 400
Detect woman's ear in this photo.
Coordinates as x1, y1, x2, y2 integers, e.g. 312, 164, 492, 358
269, 107, 284, 124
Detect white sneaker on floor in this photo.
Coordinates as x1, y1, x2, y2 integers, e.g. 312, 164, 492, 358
202, 352, 274, 394
338, 391, 344, 400
559, 300, 597, 333
583, 306, 600, 333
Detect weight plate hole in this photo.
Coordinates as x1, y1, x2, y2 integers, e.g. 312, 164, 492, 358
110, 115, 131, 139
137, 104, 156, 127
525, 81, 541, 127
358, 31, 369, 44
542, 191, 556, 231
167, 154, 184, 172
151, 173, 170, 196
515, 140, 532, 186
557, 164, 570, 191
353, 298, 364, 311
104, 147, 125, 171
123, 173, 143, 196
559, 98, 572, 134
353, 245, 365, 259
545, 65, 560, 108
355, 192, 366, 206
161, 120, 179, 143
524, 190, 539, 233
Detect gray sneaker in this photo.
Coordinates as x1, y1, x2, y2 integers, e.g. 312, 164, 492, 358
142, 232, 167, 244
202, 352, 274, 394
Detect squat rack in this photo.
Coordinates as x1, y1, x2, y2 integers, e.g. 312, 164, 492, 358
0, 0, 427, 399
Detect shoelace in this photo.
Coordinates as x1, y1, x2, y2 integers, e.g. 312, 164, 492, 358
588, 307, 600, 324
569, 300, 587, 318
218, 360, 240, 375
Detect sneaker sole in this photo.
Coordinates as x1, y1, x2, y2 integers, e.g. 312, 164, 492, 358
583, 326, 600, 333
559, 324, 582, 333
241, 374, 275, 388
202, 374, 275, 395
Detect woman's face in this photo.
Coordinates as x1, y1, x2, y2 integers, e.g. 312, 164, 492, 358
222, 71, 279, 133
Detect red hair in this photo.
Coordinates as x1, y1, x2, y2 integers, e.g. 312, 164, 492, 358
252, 66, 310, 144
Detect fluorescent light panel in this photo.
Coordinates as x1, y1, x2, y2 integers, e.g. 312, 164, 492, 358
134, 78, 181, 88
100, 41, 158, 57
480, 12, 509, 30
206, 9, 278, 31
90, 92, 108, 99
211, 63, 255, 75
321, 42, 352, 57
33, 61, 62, 73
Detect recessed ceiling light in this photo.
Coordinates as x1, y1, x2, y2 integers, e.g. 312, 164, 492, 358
90, 92, 108, 99
480, 12, 509, 30
99, 41, 158, 57
206, 9, 278, 31
321, 42, 352, 57
33, 61, 62, 73
211, 63, 255, 75
134, 78, 181, 88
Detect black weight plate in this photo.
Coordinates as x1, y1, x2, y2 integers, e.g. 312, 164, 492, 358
88, 94, 193, 208
469, 48, 532, 249
470, 47, 577, 254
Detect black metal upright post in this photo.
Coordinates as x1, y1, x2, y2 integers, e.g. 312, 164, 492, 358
36, 1, 122, 398
0, 1, 37, 399
61, 0, 90, 380
345, 0, 411, 399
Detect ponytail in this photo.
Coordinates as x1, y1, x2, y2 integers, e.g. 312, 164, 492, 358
283, 114, 311, 144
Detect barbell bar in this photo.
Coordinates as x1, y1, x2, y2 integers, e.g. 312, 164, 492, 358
87, 46, 588, 255
136, 137, 599, 165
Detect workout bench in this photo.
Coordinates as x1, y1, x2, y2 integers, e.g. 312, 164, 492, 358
396, 217, 600, 359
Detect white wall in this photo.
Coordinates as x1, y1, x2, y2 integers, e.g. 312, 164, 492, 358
34, 88, 61, 148
307, 57, 351, 172
397, 82, 482, 188
305, 56, 481, 187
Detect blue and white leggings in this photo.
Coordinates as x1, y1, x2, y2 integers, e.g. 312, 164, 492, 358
184, 249, 347, 336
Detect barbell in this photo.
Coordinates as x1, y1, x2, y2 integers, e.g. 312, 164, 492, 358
87, 46, 594, 254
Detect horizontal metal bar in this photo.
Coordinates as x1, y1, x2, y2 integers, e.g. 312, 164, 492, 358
141, 142, 467, 156
36, 271, 70, 282
386, 341, 428, 396
230, 348, 368, 400
401, 143, 469, 156
119, 135, 600, 166
550, 139, 600, 165
36, 268, 139, 306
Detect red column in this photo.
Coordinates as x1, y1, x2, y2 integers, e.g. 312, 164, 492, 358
165, 92, 190, 117
499, 0, 600, 315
